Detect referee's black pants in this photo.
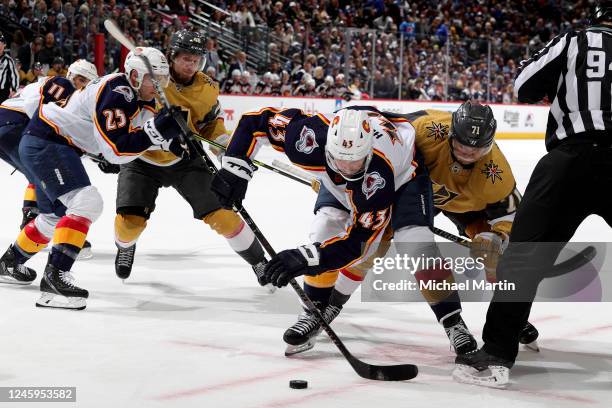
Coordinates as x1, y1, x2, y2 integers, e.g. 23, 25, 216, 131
0, 88, 10, 105
482, 136, 612, 363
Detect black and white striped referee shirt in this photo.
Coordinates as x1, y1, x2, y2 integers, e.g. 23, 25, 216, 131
514, 24, 612, 150
0, 51, 19, 102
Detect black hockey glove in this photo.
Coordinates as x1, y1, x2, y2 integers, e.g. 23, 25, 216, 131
211, 155, 257, 209
95, 155, 121, 174
144, 106, 188, 149
263, 244, 321, 288
166, 138, 190, 159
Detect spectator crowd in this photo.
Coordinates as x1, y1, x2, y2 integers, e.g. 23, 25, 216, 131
0, 0, 596, 103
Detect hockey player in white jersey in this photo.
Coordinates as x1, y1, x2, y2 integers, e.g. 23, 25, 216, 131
0, 59, 99, 251
211, 106, 477, 355
0, 47, 185, 309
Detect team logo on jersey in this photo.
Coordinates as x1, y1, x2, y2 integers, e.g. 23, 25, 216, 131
362, 172, 386, 200
432, 182, 459, 206
112, 85, 134, 102
481, 160, 503, 184
296, 126, 318, 154
426, 121, 449, 141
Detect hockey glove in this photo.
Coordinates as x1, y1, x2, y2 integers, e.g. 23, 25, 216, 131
95, 154, 121, 174
165, 138, 190, 160
211, 155, 257, 209
144, 106, 187, 150
264, 244, 321, 288
470, 231, 508, 282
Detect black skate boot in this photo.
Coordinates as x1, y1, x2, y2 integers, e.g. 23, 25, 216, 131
283, 302, 342, 356
453, 348, 514, 388
443, 314, 478, 355
36, 263, 89, 310
77, 240, 93, 260
0, 245, 37, 285
251, 260, 276, 293
519, 321, 539, 351
19, 206, 39, 230
115, 244, 136, 281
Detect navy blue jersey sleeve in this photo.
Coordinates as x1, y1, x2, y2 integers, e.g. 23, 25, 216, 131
226, 107, 330, 168
318, 152, 396, 271
93, 77, 154, 156
42, 76, 75, 104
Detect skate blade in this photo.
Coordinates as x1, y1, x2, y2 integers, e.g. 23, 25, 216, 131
285, 338, 317, 356
35, 292, 87, 310
452, 364, 509, 388
0, 275, 34, 285
523, 340, 540, 352
77, 247, 93, 260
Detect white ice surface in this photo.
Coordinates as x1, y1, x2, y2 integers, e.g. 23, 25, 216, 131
0, 140, 611, 408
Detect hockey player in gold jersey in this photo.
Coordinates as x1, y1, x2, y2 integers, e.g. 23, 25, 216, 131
113, 30, 269, 285
288, 101, 537, 354
409, 103, 518, 258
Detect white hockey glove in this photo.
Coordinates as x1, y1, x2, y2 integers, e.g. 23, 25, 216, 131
210, 155, 257, 209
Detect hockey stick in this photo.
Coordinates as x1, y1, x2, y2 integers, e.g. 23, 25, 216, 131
428, 224, 597, 278
198, 148, 418, 380
273, 159, 597, 278
186, 142, 418, 380
105, 19, 417, 380
189, 133, 315, 186
104, 19, 193, 155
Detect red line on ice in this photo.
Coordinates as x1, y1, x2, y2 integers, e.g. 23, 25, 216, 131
251, 382, 373, 408
154, 340, 327, 401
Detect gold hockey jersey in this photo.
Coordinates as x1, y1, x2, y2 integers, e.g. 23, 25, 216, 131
140, 72, 228, 166
409, 109, 519, 236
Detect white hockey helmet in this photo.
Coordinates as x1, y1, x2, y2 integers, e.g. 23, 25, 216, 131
124, 47, 170, 90
325, 109, 374, 181
67, 59, 99, 82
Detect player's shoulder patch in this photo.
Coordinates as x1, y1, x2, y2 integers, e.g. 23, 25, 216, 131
473, 143, 515, 203
480, 159, 504, 184
411, 109, 451, 143
362, 171, 386, 200
112, 84, 135, 103
96, 74, 139, 114
295, 125, 319, 154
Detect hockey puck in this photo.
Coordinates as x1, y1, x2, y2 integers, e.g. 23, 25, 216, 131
289, 380, 308, 389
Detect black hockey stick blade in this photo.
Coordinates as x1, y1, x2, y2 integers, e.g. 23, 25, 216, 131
287, 279, 418, 381
432, 227, 596, 278
544, 245, 597, 278
349, 356, 419, 381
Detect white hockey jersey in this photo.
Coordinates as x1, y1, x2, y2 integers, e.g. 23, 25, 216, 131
35, 73, 157, 164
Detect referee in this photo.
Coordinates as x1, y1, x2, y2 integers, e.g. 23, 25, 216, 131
454, 1, 612, 387
0, 32, 19, 104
